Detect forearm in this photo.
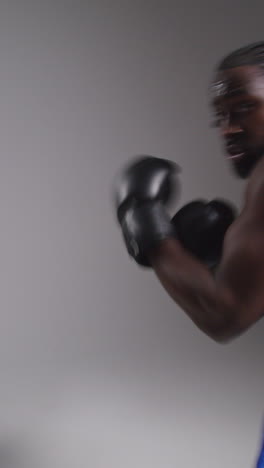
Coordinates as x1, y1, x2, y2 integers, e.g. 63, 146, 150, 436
149, 238, 240, 342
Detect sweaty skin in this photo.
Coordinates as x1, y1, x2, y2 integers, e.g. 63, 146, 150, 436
148, 66, 264, 342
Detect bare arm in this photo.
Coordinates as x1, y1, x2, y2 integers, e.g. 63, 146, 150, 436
149, 187, 264, 342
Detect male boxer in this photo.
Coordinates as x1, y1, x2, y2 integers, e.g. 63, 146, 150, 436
114, 41, 264, 466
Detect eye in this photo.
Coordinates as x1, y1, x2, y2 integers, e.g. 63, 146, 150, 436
210, 112, 225, 128
234, 102, 255, 115
210, 102, 256, 128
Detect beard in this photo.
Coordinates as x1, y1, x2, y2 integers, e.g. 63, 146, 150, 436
231, 148, 264, 179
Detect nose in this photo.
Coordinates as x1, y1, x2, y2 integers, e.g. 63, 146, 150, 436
221, 124, 243, 139
220, 114, 243, 138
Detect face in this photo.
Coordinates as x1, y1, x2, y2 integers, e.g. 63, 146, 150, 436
210, 65, 264, 178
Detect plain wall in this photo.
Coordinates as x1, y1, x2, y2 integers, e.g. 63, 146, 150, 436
0, 1, 263, 466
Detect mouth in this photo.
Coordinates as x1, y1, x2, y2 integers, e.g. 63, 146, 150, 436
225, 144, 246, 160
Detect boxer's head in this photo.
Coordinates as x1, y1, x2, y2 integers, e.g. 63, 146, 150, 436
210, 42, 264, 178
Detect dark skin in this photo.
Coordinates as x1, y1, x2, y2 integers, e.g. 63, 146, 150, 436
148, 65, 264, 343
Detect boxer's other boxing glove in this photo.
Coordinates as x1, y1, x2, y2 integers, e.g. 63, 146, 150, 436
171, 198, 237, 269
114, 155, 180, 266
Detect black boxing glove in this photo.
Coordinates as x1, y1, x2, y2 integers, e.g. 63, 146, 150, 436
114, 155, 181, 266
171, 198, 237, 269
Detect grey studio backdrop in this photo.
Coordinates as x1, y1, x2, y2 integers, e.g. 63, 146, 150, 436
0, 1, 263, 467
